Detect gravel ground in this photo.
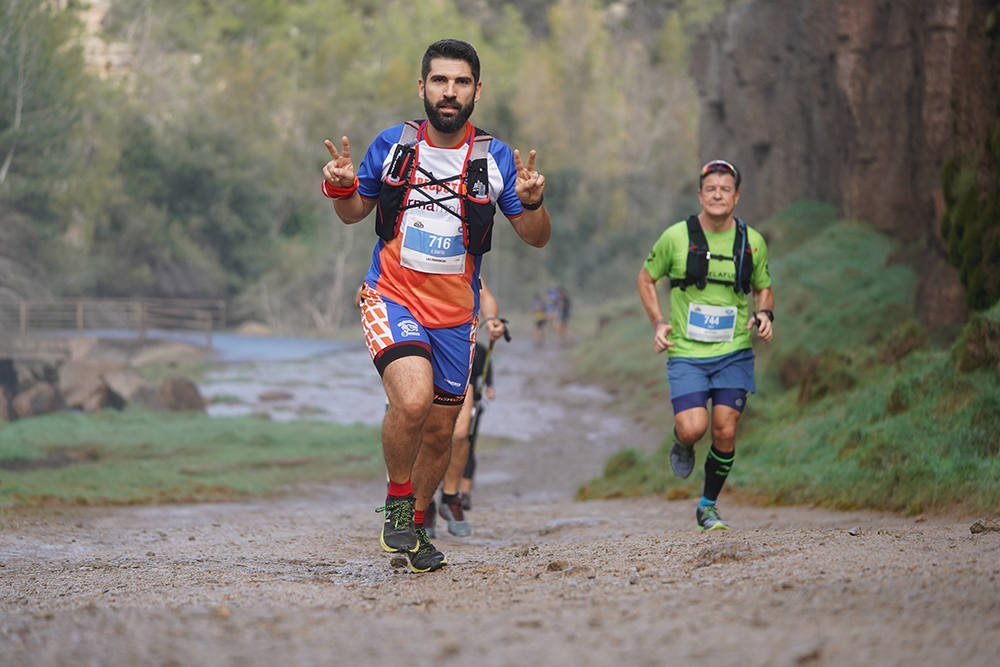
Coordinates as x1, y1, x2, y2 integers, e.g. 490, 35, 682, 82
2, 338, 999, 666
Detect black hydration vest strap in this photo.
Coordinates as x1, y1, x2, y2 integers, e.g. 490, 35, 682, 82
375, 121, 496, 253
670, 216, 753, 293
395, 131, 492, 224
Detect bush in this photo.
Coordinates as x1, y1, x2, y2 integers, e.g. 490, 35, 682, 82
954, 301, 1000, 373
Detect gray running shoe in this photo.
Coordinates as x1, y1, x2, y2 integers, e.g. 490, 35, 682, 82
670, 440, 695, 478
377, 495, 418, 553
406, 526, 447, 573
696, 505, 730, 531
438, 499, 471, 537
424, 499, 437, 539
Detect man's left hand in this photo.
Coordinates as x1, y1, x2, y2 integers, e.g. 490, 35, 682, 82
486, 317, 506, 343
749, 312, 773, 343
514, 149, 545, 207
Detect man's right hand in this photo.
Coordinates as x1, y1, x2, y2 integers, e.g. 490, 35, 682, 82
653, 321, 674, 353
323, 136, 356, 188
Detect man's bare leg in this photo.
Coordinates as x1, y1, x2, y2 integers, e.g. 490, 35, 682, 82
709, 405, 740, 454
381, 356, 435, 484
442, 389, 474, 496
410, 401, 463, 513
674, 406, 709, 445
434, 390, 474, 535
669, 406, 709, 479
375, 356, 433, 555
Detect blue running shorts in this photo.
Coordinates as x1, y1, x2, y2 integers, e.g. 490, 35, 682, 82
360, 284, 476, 405
667, 348, 756, 414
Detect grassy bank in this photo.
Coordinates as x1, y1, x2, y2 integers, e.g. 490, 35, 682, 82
574, 202, 1000, 514
0, 411, 383, 507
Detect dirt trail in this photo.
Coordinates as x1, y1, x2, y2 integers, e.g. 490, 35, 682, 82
2, 338, 999, 666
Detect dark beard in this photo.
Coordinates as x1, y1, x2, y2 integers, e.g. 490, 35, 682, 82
424, 97, 475, 135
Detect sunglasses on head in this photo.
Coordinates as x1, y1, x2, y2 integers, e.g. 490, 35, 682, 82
699, 160, 741, 188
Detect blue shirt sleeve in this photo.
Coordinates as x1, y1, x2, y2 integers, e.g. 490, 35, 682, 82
490, 140, 523, 217
356, 125, 403, 199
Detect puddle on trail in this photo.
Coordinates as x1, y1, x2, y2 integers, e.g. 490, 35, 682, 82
202, 341, 388, 427
198, 337, 619, 445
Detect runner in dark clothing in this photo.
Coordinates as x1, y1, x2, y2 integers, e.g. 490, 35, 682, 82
429, 283, 504, 537
459, 340, 495, 508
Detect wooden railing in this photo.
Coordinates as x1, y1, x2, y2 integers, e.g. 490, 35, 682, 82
0, 298, 226, 360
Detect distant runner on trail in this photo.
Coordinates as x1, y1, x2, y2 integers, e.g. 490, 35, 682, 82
321, 39, 550, 572
637, 159, 774, 531
532, 293, 547, 346
425, 280, 505, 538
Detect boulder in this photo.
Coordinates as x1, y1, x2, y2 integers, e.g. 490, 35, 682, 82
0, 390, 11, 422
130, 384, 167, 411
159, 376, 205, 412
0, 358, 16, 397
13, 359, 58, 390
103, 368, 154, 403
104, 368, 166, 411
58, 359, 126, 411
129, 341, 214, 366
12, 382, 65, 418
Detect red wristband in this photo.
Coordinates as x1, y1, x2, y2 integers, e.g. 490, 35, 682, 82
322, 175, 359, 200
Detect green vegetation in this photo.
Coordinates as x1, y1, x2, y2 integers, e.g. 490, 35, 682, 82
0, 410, 382, 507
576, 202, 1000, 514
940, 114, 1000, 309
1, 0, 723, 328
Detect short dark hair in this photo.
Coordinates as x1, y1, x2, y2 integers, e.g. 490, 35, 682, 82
422, 39, 481, 83
699, 159, 741, 191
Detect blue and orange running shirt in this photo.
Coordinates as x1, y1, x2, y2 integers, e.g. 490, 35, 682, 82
357, 121, 523, 329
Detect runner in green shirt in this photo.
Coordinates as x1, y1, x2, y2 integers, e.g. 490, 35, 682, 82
637, 159, 775, 531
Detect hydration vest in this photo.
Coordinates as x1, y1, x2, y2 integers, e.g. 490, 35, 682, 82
375, 120, 496, 255
670, 215, 754, 294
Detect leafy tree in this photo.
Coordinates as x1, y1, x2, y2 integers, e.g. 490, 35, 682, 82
0, 0, 84, 230
4, 0, 714, 327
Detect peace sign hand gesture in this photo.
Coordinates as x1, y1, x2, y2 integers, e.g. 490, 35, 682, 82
514, 149, 545, 208
322, 136, 356, 188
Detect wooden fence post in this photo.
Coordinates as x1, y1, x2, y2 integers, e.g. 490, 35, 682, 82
134, 300, 146, 339
202, 310, 213, 347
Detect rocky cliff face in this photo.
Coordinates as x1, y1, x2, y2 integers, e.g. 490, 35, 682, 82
692, 0, 999, 323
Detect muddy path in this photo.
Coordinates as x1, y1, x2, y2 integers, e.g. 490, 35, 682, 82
2, 338, 999, 666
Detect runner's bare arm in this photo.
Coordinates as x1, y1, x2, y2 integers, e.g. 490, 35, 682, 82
322, 137, 376, 224
508, 149, 550, 247
479, 283, 505, 344
638, 266, 673, 353
748, 285, 774, 343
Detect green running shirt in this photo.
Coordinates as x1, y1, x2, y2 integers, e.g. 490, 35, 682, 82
643, 220, 771, 358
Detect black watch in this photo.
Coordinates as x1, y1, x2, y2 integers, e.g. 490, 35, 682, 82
758, 309, 774, 322
521, 194, 543, 210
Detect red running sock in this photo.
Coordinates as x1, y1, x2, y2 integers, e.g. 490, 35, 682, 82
387, 480, 413, 498
414, 509, 424, 526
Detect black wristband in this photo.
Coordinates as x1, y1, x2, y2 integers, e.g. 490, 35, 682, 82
521, 194, 543, 211
758, 309, 774, 322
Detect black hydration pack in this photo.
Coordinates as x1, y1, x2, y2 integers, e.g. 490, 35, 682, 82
670, 215, 754, 294
374, 120, 496, 255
